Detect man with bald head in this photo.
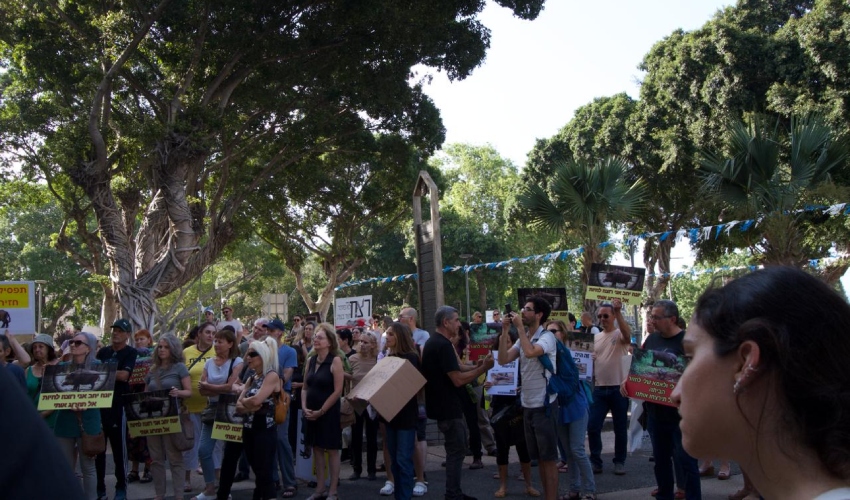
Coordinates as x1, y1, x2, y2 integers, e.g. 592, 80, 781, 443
397, 307, 430, 348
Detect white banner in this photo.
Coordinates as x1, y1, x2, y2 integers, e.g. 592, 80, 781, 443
334, 295, 372, 329
487, 350, 519, 396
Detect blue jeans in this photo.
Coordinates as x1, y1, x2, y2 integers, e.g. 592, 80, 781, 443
437, 418, 468, 500
199, 422, 218, 485
647, 414, 700, 500
275, 408, 295, 488
386, 427, 416, 500
587, 386, 629, 467
556, 411, 596, 495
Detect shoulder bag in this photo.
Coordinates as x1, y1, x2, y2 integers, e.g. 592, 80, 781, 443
274, 380, 290, 424
76, 412, 106, 457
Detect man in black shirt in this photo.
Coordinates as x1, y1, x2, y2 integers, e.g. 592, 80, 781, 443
422, 306, 493, 500
95, 319, 138, 500
642, 300, 700, 500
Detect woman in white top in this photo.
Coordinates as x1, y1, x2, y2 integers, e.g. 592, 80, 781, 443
672, 267, 850, 500
194, 329, 243, 500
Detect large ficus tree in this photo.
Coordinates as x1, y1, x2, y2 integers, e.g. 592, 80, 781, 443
0, 0, 545, 330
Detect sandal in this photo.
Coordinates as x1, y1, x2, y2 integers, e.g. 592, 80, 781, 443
127, 471, 140, 483
718, 466, 731, 480
525, 486, 540, 497
492, 472, 500, 480
699, 465, 715, 477
495, 488, 507, 498
283, 487, 297, 498
557, 462, 569, 473
140, 470, 153, 483
306, 493, 328, 500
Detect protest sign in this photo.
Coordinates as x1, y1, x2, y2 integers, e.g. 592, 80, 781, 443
0, 281, 36, 335
585, 263, 645, 306
468, 322, 500, 362
487, 350, 518, 396
334, 295, 372, 330
124, 389, 181, 437
565, 332, 594, 381
211, 394, 243, 443
624, 348, 685, 407
129, 357, 151, 386
38, 363, 116, 410
347, 356, 425, 421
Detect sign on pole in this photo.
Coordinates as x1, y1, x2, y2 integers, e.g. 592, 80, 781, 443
334, 295, 372, 330
262, 293, 288, 322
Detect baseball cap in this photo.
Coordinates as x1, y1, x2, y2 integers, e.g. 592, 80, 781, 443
110, 318, 132, 333
266, 319, 286, 331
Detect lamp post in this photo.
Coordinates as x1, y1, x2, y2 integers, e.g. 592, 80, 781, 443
460, 253, 473, 321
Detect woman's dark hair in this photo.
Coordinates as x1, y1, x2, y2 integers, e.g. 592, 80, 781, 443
490, 328, 518, 350
186, 325, 200, 341
692, 266, 850, 480
387, 322, 418, 358
458, 321, 470, 353
214, 329, 239, 360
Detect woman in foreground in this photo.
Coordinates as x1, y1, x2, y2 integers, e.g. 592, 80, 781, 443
672, 266, 850, 500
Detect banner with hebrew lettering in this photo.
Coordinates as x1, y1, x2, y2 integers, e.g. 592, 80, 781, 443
38, 363, 116, 410
123, 390, 181, 437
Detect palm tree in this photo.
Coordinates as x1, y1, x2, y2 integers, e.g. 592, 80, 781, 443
700, 114, 850, 274
517, 156, 648, 304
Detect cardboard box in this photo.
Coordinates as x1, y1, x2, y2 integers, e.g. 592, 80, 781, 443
347, 356, 426, 421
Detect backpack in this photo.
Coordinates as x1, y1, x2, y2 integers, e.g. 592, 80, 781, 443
537, 335, 582, 420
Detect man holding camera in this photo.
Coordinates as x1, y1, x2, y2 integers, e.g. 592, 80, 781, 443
498, 297, 559, 500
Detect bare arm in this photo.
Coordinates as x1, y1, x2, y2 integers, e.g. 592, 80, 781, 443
497, 317, 521, 365
447, 355, 494, 387
242, 371, 280, 410
6, 331, 31, 366
612, 299, 631, 345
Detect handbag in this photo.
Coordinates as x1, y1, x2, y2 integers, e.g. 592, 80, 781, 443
171, 404, 195, 451
274, 383, 290, 425
200, 403, 217, 425
340, 397, 356, 429
76, 412, 106, 457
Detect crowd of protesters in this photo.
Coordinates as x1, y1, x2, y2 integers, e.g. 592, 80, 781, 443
3, 266, 850, 500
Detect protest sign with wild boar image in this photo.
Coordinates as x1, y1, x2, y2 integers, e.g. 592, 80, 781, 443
38, 363, 117, 410
123, 389, 182, 437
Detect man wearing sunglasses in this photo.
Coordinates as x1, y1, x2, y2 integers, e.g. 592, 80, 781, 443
587, 299, 631, 476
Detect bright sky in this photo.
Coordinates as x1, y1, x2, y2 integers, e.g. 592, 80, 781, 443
418, 0, 732, 275
420, 0, 731, 169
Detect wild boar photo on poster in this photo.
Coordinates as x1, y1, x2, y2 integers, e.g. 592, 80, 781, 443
486, 350, 519, 396
585, 263, 645, 306
624, 348, 685, 407
124, 389, 181, 437
38, 363, 117, 410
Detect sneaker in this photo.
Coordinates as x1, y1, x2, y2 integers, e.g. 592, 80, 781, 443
413, 482, 427, 497
613, 463, 626, 475
139, 470, 153, 483
380, 481, 395, 496
591, 465, 603, 474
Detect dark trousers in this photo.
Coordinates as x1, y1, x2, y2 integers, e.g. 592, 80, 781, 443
217, 440, 244, 500
587, 386, 629, 467
351, 410, 379, 475
461, 391, 482, 459
96, 417, 127, 492
647, 415, 701, 500
438, 418, 468, 500
244, 424, 277, 500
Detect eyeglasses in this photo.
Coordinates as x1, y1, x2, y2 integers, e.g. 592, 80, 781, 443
70, 340, 87, 347
522, 307, 536, 312
246, 351, 259, 358
650, 315, 671, 321
597, 314, 610, 319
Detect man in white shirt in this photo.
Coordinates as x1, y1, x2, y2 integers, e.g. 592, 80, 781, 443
217, 306, 243, 334
498, 297, 558, 500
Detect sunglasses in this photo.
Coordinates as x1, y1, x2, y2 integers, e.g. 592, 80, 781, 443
70, 340, 87, 347
246, 351, 260, 358
597, 314, 610, 319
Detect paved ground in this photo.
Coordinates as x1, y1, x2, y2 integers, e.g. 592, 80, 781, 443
98, 428, 743, 500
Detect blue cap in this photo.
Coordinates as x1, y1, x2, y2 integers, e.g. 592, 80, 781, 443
266, 319, 286, 331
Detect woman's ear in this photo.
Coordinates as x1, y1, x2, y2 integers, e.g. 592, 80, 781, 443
733, 340, 762, 394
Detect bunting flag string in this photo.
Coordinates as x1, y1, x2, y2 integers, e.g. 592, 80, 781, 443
335, 202, 850, 290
